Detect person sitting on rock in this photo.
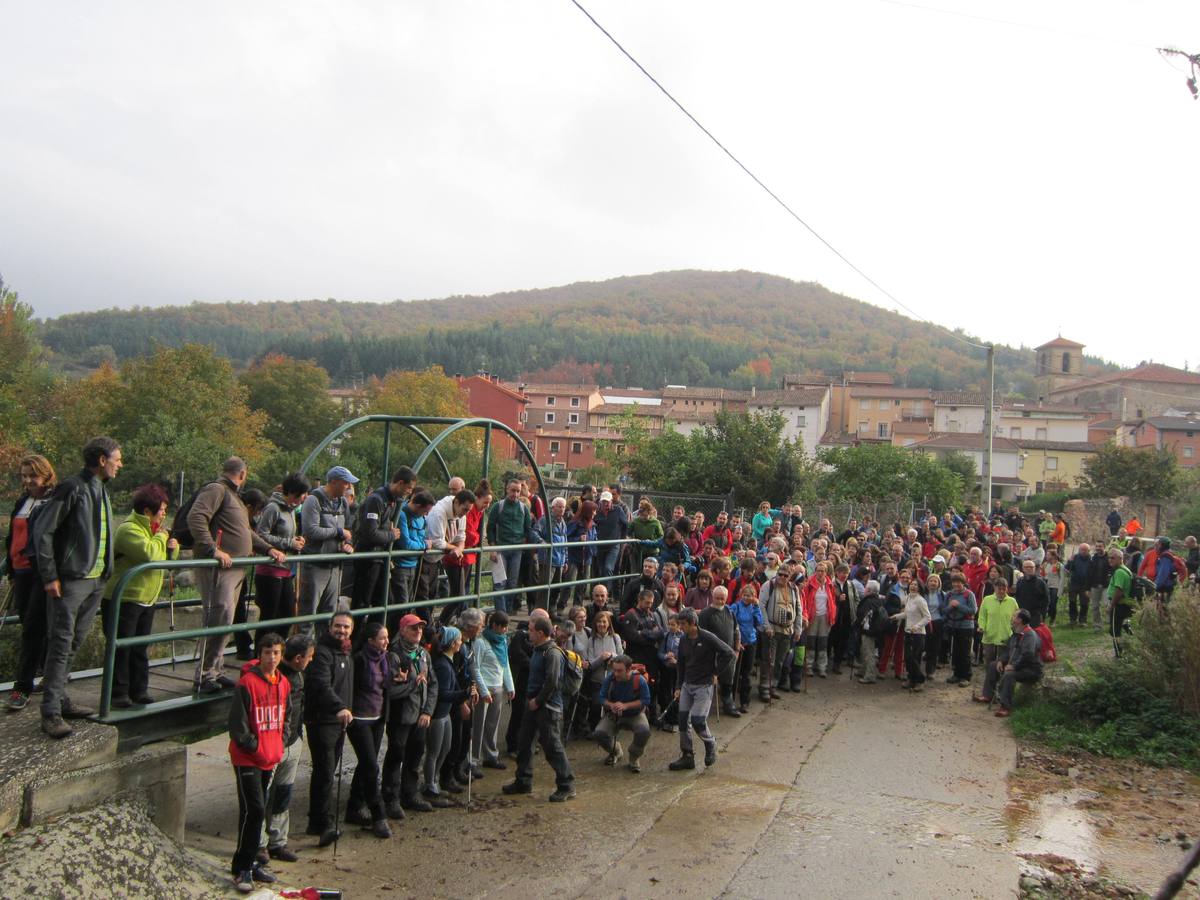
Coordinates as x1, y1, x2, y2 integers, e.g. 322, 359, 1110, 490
988, 609, 1044, 718
590, 654, 653, 773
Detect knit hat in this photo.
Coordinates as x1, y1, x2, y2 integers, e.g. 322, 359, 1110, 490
440, 626, 462, 649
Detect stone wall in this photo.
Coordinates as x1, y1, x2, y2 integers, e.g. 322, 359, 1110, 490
1062, 497, 1181, 549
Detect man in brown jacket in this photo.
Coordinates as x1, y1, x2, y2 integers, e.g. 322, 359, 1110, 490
190, 457, 287, 694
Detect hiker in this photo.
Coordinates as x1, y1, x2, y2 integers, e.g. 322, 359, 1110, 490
254, 474, 309, 649
228, 632, 290, 893
298, 466, 357, 633
380, 614, 438, 817
583, 610, 624, 730
987, 609, 1044, 718
801, 561, 838, 678
188, 457, 287, 694
423, 625, 470, 809
344, 622, 392, 838
895, 583, 931, 691
502, 616, 577, 802
730, 583, 765, 712
854, 580, 887, 684
969, 580, 1017, 710
4, 453, 55, 713
102, 483, 180, 708
590, 654, 653, 773
259, 634, 314, 865
1106, 548, 1135, 656
698, 585, 741, 718
487, 480, 535, 614
669, 607, 734, 771
351, 467, 413, 624
943, 572, 977, 687
923, 572, 947, 678
31, 437, 124, 738
760, 561, 802, 699
471, 609, 514, 771
1013, 558, 1049, 628
304, 610, 355, 847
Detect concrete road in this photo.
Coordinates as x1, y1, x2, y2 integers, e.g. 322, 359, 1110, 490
186, 672, 1018, 898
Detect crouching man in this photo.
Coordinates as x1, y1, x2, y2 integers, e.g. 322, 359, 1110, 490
591, 655, 652, 773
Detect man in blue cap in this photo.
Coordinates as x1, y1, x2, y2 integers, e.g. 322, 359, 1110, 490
298, 466, 357, 633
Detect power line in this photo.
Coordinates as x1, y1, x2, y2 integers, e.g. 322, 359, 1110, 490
566, 0, 991, 353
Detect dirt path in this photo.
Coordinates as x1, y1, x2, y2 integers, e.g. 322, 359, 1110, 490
186, 671, 1020, 898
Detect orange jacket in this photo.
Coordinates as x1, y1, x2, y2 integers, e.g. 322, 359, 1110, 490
800, 575, 838, 627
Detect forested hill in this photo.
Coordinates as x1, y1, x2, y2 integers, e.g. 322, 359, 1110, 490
40, 270, 1041, 392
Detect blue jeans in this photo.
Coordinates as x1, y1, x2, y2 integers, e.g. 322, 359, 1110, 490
597, 545, 621, 594
496, 550, 525, 613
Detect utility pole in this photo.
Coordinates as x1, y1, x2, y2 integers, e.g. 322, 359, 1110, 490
980, 345, 995, 511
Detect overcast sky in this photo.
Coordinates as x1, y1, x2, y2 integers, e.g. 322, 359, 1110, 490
3, 1, 1197, 369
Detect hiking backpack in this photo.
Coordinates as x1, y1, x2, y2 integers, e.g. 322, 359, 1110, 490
558, 646, 584, 699
168, 481, 222, 550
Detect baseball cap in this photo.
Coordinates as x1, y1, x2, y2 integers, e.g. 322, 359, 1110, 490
398, 614, 424, 629
599, 491, 613, 502
325, 465, 359, 484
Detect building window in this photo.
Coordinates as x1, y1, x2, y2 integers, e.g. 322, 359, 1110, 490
858, 420, 869, 433
549, 441, 560, 454
571, 442, 583, 454
860, 399, 871, 410
1185, 447, 1195, 459
878, 422, 889, 438
1010, 427, 1021, 438
1188, 431, 1196, 438
546, 396, 556, 406
545, 412, 556, 424
1061, 352, 1070, 373
570, 397, 580, 407
519, 410, 527, 424
1046, 456, 1058, 470
1018, 456, 1024, 469
1036, 428, 1047, 440
947, 420, 960, 432
894, 399, 901, 407
615, 443, 625, 454
796, 415, 807, 428
568, 412, 579, 425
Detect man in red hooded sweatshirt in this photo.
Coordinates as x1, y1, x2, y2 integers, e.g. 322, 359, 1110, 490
228, 631, 291, 893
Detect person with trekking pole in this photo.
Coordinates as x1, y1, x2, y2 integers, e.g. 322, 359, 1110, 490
304, 610, 355, 848
1106, 548, 1135, 658
228, 632, 290, 893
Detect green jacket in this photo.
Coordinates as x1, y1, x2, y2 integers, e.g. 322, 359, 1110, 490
103, 512, 179, 605
977, 593, 1018, 647
485, 498, 533, 548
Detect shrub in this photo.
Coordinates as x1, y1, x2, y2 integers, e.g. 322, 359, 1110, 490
1122, 585, 1200, 717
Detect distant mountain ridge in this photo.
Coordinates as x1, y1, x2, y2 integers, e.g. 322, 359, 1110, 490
38, 269, 1059, 392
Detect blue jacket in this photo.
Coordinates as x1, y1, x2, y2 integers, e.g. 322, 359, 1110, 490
396, 504, 427, 569
599, 669, 652, 715
658, 630, 682, 665
536, 514, 568, 568
926, 589, 948, 622
730, 599, 765, 645
526, 642, 564, 712
944, 588, 977, 630
566, 519, 596, 567
643, 538, 694, 574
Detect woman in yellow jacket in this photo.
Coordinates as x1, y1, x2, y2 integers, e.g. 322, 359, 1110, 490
102, 484, 179, 707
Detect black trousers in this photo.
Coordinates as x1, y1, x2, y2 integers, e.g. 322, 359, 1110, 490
347, 717, 386, 819
505, 669, 529, 753
949, 628, 973, 681
381, 713, 428, 802
1067, 586, 1090, 623
255, 574, 295, 650
233, 578, 253, 656
306, 723, 345, 832
657, 666, 677, 724
233, 765, 274, 874
437, 565, 470, 624
514, 705, 574, 790
442, 704, 472, 779
11, 570, 48, 695
734, 644, 755, 705
829, 604, 851, 665
904, 633, 926, 685
109, 602, 155, 700
924, 621, 943, 677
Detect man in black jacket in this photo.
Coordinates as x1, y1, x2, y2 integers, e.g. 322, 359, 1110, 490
1013, 559, 1049, 628
260, 634, 314, 864
620, 592, 664, 723
351, 468, 415, 625
381, 614, 438, 817
304, 611, 354, 846
31, 436, 122, 739
698, 586, 741, 719
669, 608, 734, 771
620, 557, 665, 614
991, 609, 1043, 717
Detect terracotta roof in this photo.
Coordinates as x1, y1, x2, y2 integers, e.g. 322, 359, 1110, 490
748, 388, 829, 407
513, 382, 600, 395
526, 428, 622, 440
1048, 363, 1200, 394
849, 387, 933, 399
783, 371, 893, 387
599, 387, 661, 398
932, 391, 990, 406
818, 431, 856, 446
1012, 439, 1098, 452
980, 475, 1028, 486
456, 375, 528, 403
1142, 416, 1200, 431
661, 386, 750, 400
1035, 336, 1086, 350
665, 409, 719, 423
911, 433, 1021, 452
590, 403, 665, 417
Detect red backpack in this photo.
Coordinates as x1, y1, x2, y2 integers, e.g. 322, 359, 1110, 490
1033, 623, 1057, 663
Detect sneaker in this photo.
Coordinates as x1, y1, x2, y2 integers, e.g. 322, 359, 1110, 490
7, 690, 29, 711
233, 870, 254, 893
41, 715, 73, 739
384, 800, 406, 821
972, 695, 991, 704
668, 753, 696, 771
994, 707, 1011, 718
250, 863, 277, 884
911, 684, 923, 693
131, 694, 154, 705
197, 681, 223, 695
215, 674, 238, 689
61, 699, 96, 719
422, 791, 451, 809
722, 705, 742, 718
958, 680, 972, 687
738, 705, 751, 714
344, 805, 372, 826
501, 781, 533, 795
548, 786, 576, 802
371, 819, 392, 839
704, 743, 718, 767
605, 741, 623, 766
628, 758, 642, 774
268, 846, 299, 862
255, 848, 269, 867
660, 722, 678, 733
482, 758, 507, 770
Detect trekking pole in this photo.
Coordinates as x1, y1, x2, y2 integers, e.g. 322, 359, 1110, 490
333, 722, 348, 861
713, 675, 719, 724
167, 571, 178, 671
0, 580, 14, 640
466, 750, 473, 812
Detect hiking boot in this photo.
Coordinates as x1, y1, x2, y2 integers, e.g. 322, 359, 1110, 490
945, 675, 960, 684
660, 722, 678, 733
316, 829, 341, 848
422, 790, 451, 809
343, 805, 372, 826
957, 679, 972, 687
401, 794, 434, 812
197, 680, 223, 695
722, 703, 742, 718
501, 781, 532, 795
973, 694, 991, 704
215, 674, 237, 689
233, 870, 254, 893
605, 741, 623, 766
668, 752, 696, 771
911, 684, 924, 693
371, 819, 392, 839
255, 848, 269, 866
41, 715, 73, 739
769, 688, 780, 700
704, 742, 718, 767
251, 863, 277, 884
549, 786, 576, 803
440, 776, 465, 795
994, 707, 1011, 718
738, 704, 751, 714
816, 670, 827, 679
384, 800, 406, 821
7, 689, 29, 711
628, 757, 642, 774
61, 699, 95, 719
131, 694, 154, 706
111, 695, 133, 709
482, 758, 507, 770
268, 846, 299, 862
758, 687, 772, 703
857, 675, 877, 684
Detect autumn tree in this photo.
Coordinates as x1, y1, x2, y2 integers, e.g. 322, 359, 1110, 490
1077, 443, 1180, 500
240, 354, 341, 453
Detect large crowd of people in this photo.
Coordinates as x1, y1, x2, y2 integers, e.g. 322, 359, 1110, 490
3, 437, 1198, 892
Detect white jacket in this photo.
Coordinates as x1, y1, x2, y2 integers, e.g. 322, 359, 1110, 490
424, 495, 466, 558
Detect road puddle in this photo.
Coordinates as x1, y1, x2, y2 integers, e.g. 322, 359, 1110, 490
1012, 788, 1101, 871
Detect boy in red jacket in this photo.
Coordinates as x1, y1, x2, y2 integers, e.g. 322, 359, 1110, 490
228, 632, 291, 893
